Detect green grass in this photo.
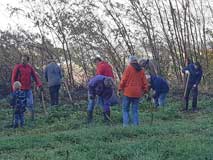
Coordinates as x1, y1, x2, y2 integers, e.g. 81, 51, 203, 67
0, 96, 213, 160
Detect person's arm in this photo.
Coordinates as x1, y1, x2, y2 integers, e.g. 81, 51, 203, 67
195, 70, 203, 86
141, 70, 148, 94
88, 85, 96, 99
182, 65, 190, 74
31, 67, 42, 87
118, 67, 130, 91
11, 65, 19, 90
44, 67, 48, 82
151, 78, 160, 99
58, 66, 62, 79
88, 78, 97, 99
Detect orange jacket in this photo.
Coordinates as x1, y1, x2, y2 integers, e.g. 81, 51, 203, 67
119, 64, 148, 98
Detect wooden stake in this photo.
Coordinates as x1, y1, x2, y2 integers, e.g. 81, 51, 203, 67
41, 91, 48, 116
63, 81, 73, 102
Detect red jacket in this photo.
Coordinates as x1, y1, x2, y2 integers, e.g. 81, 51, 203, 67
96, 61, 114, 78
11, 64, 42, 90
119, 64, 148, 98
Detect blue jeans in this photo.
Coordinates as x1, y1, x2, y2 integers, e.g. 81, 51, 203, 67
14, 113, 24, 128
49, 85, 60, 106
122, 96, 139, 127
154, 93, 167, 107
23, 90, 34, 112
87, 96, 110, 113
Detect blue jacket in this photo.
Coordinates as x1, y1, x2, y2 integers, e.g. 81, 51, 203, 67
10, 90, 27, 114
88, 75, 113, 101
150, 76, 169, 98
45, 62, 62, 87
182, 64, 203, 86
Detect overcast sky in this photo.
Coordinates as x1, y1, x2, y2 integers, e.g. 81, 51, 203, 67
0, 0, 212, 32
0, 0, 33, 31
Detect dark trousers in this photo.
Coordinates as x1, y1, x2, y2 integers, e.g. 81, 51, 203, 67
49, 85, 60, 106
184, 84, 198, 110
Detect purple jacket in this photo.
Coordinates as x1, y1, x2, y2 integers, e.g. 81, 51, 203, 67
88, 75, 113, 101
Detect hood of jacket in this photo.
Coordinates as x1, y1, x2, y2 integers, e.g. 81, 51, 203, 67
131, 63, 142, 72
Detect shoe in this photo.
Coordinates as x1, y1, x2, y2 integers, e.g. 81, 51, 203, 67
192, 108, 198, 113
87, 111, 93, 123
181, 108, 188, 112
103, 111, 111, 123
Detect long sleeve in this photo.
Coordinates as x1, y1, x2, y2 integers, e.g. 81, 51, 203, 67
44, 67, 48, 82
58, 66, 62, 79
88, 85, 95, 96
141, 70, 148, 93
31, 67, 42, 87
182, 66, 189, 73
119, 67, 130, 91
195, 70, 203, 85
11, 64, 19, 90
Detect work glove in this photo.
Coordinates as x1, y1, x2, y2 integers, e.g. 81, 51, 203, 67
185, 70, 190, 74
193, 84, 197, 88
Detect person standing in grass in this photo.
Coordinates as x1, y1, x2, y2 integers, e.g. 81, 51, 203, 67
182, 62, 203, 112
119, 55, 148, 127
87, 75, 114, 123
11, 55, 43, 121
44, 59, 62, 106
146, 75, 169, 107
10, 81, 27, 128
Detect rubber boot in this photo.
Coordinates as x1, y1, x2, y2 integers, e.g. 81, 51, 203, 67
192, 91, 198, 112
31, 111, 35, 121
13, 123, 18, 129
103, 111, 111, 123
183, 98, 189, 112
87, 111, 93, 123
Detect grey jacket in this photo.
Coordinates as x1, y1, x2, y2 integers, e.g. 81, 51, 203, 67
44, 62, 62, 87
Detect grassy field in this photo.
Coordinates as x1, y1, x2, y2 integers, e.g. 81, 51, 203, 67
0, 96, 213, 160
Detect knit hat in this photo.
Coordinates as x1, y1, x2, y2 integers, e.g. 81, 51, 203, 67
145, 74, 151, 80
13, 81, 22, 90
128, 55, 138, 63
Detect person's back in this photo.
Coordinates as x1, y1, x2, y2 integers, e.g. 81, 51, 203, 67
88, 75, 113, 98
96, 61, 114, 78
94, 57, 114, 79
87, 75, 114, 123
45, 62, 62, 87
151, 76, 169, 94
